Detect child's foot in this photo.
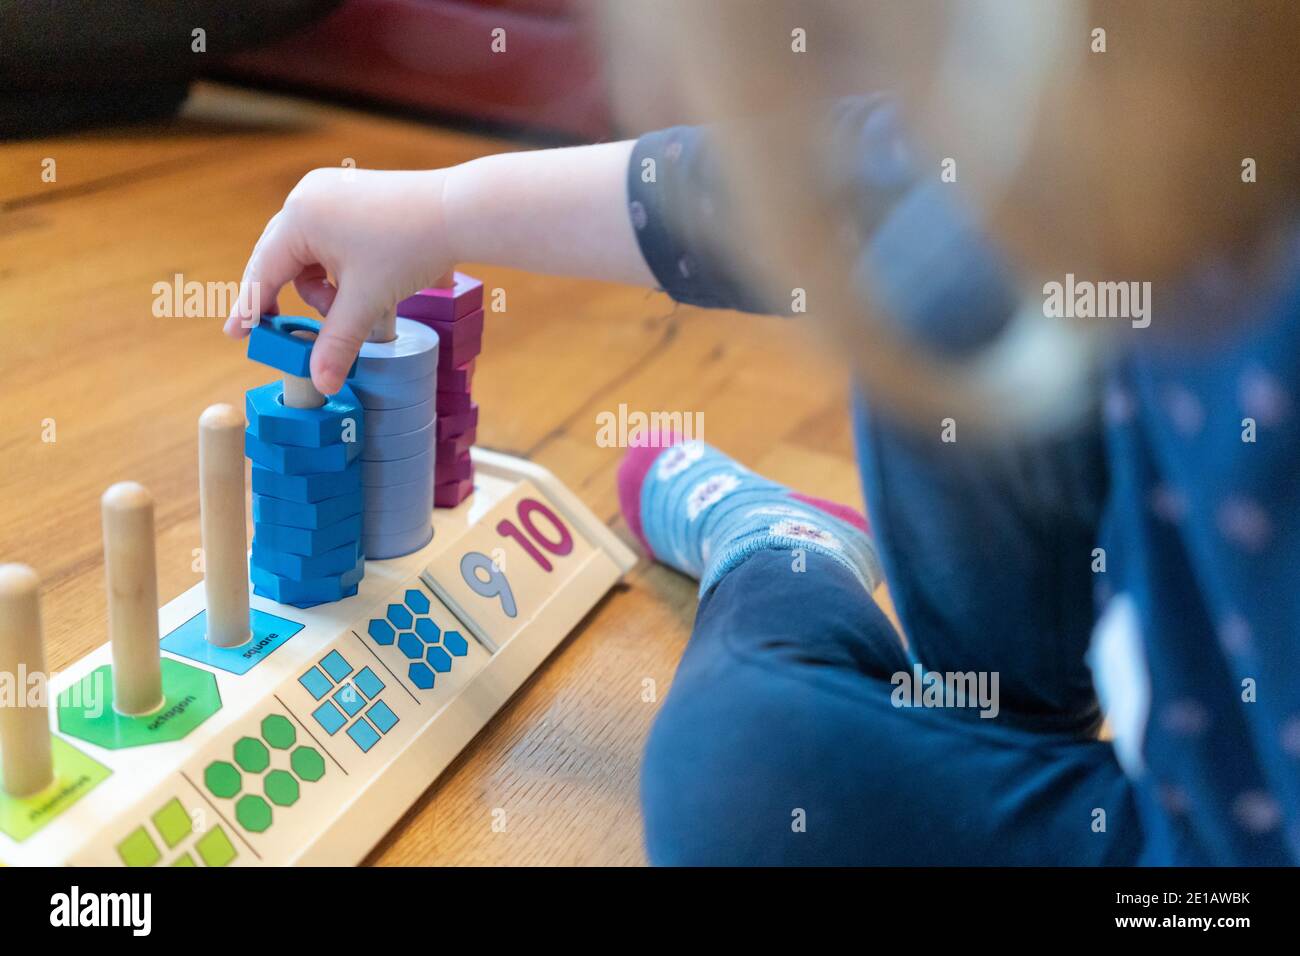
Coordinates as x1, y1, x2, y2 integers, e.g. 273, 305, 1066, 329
617, 435, 884, 594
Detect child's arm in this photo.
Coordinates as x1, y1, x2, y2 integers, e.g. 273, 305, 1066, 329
224, 141, 653, 394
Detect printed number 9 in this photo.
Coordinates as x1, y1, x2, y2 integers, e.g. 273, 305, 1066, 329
461, 552, 518, 618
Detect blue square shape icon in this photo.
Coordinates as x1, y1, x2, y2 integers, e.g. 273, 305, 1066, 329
298, 666, 332, 700
333, 683, 364, 717
346, 718, 381, 753
367, 700, 398, 734
312, 701, 346, 735
353, 667, 384, 700
320, 650, 352, 682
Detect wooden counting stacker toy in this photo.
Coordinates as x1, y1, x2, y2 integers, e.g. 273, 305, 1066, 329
0, 276, 636, 867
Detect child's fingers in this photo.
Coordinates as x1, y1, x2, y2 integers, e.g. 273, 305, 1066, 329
309, 282, 378, 395
294, 263, 338, 317
223, 216, 306, 337
223, 217, 278, 337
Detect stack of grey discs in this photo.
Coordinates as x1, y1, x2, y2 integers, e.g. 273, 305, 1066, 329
351, 318, 439, 558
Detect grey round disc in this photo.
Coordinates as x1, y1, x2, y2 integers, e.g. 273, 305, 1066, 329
362, 448, 433, 487
361, 476, 433, 513
350, 368, 437, 410
367, 398, 435, 437
362, 419, 435, 462
355, 318, 440, 383
363, 499, 432, 537
363, 522, 434, 560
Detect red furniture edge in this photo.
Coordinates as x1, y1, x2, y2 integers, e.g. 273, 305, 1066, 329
211, 0, 614, 139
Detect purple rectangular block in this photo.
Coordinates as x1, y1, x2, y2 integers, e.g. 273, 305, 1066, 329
419, 308, 484, 349
397, 272, 484, 323
436, 427, 475, 462
436, 389, 473, 414
434, 451, 473, 483
434, 478, 474, 508
440, 360, 475, 392
436, 404, 478, 441
437, 329, 482, 370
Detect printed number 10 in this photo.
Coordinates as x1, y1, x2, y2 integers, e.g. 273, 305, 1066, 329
460, 498, 574, 618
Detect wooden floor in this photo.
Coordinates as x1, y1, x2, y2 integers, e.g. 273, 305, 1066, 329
0, 84, 864, 865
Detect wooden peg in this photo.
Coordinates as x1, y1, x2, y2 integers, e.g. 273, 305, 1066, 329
0, 564, 54, 797
199, 404, 251, 648
102, 482, 164, 716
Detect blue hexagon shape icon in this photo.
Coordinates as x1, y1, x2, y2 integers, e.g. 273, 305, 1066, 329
414, 617, 440, 643
386, 604, 413, 630
442, 630, 469, 657
425, 646, 452, 673
408, 662, 435, 690
404, 589, 430, 615
396, 632, 422, 660
368, 618, 396, 646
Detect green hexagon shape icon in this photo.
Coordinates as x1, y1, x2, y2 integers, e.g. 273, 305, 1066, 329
264, 770, 299, 807
233, 736, 270, 773
235, 795, 272, 833
261, 714, 296, 750
290, 746, 325, 782
57, 658, 223, 750
205, 761, 242, 799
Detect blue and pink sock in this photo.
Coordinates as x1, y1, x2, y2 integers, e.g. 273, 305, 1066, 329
617, 435, 883, 595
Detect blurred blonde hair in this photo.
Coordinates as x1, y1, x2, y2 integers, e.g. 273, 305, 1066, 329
597, 0, 1300, 433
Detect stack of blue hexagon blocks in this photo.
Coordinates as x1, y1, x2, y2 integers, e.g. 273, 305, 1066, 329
245, 315, 366, 608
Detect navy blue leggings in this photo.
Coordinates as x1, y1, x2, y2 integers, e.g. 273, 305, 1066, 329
640, 550, 1141, 865
640, 402, 1144, 865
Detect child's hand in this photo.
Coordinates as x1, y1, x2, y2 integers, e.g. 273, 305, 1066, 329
224, 167, 452, 395
224, 142, 648, 394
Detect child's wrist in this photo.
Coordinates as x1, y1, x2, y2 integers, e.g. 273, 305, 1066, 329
440, 157, 487, 266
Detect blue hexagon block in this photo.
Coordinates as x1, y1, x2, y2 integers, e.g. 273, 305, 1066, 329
250, 558, 364, 608
367, 618, 396, 646
246, 429, 361, 476
252, 537, 362, 579
425, 646, 452, 673
396, 632, 422, 660
251, 461, 362, 504
247, 314, 357, 379
251, 513, 363, 557
408, 662, 435, 690
246, 381, 364, 449
386, 604, 413, 630
404, 589, 430, 615
253, 490, 364, 530
414, 617, 440, 643
442, 630, 468, 657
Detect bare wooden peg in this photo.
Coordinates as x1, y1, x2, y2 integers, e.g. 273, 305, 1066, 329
0, 564, 54, 797
102, 482, 164, 716
199, 404, 251, 648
